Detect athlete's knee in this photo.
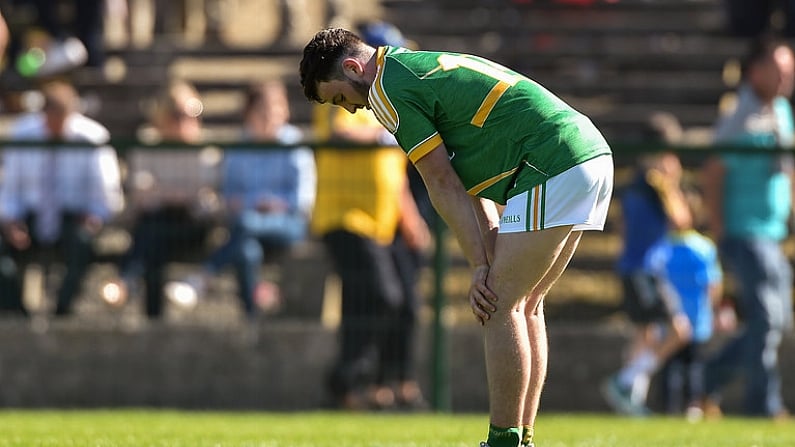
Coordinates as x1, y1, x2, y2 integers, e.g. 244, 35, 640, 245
524, 296, 545, 318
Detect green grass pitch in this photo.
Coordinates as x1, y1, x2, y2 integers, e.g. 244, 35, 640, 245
0, 410, 792, 446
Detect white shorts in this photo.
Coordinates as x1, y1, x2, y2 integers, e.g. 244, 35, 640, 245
498, 154, 614, 233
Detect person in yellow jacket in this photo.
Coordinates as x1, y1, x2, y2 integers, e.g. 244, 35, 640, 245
312, 100, 430, 410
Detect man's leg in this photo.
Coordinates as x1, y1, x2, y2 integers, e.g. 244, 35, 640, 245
54, 216, 96, 316
322, 230, 403, 409
0, 246, 26, 316
484, 225, 574, 430
520, 230, 581, 444
518, 301, 544, 447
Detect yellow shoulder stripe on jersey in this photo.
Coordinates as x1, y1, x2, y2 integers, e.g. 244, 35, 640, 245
407, 132, 443, 164
369, 47, 399, 132
471, 80, 511, 128
467, 167, 519, 196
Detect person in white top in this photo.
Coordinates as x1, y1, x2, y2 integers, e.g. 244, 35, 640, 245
0, 80, 124, 317
104, 80, 221, 318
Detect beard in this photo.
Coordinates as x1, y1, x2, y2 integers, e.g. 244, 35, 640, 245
351, 78, 371, 106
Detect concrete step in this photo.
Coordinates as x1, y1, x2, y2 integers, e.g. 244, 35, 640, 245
0, 318, 790, 414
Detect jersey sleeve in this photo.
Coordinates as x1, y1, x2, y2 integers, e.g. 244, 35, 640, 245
370, 59, 442, 164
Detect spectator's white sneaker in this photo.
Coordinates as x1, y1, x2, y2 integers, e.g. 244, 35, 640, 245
100, 278, 128, 307
601, 374, 634, 414
164, 274, 207, 309
254, 280, 281, 312
601, 374, 650, 417
164, 282, 198, 308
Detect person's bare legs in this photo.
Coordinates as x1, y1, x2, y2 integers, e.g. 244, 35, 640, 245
519, 300, 546, 445
520, 231, 582, 443
484, 225, 575, 428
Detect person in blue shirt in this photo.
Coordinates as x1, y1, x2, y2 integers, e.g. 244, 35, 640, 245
699, 35, 794, 419
166, 80, 316, 318
603, 148, 695, 416
644, 201, 723, 417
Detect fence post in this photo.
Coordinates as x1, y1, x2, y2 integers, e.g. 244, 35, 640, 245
431, 218, 451, 412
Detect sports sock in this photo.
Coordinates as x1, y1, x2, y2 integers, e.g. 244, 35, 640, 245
618, 350, 658, 389
487, 424, 522, 447
630, 372, 650, 406
521, 425, 534, 446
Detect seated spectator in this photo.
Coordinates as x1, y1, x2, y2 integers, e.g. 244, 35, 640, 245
165, 80, 316, 319
104, 80, 222, 319
0, 80, 124, 317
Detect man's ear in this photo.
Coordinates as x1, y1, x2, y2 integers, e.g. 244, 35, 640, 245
341, 57, 363, 79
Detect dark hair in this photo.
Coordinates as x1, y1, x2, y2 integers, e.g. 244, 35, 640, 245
42, 80, 79, 114
244, 79, 286, 115
299, 28, 366, 102
742, 33, 791, 77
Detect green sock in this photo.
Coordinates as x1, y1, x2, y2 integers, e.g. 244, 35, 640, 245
521, 426, 534, 446
487, 424, 522, 447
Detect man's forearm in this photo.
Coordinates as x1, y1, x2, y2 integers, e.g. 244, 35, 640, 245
0, 11, 8, 63
427, 183, 489, 268
412, 143, 490, 268
701, 157, 725, 238
471, 196, 499, 265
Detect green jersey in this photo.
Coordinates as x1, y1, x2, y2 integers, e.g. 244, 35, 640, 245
368, 46, 611, 204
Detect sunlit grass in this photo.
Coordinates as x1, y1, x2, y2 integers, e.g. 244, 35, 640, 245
0, 410, 792, 446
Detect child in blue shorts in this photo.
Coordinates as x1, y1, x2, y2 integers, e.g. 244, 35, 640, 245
644, 191, 723, 417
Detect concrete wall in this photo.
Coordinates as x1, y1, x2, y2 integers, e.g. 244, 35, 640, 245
0, 319, 793, 414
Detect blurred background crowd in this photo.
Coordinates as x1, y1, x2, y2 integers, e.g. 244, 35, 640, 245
0, 0, 793, 418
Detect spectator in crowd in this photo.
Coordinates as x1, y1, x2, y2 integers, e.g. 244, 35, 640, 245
699, 35, 794, 419
312, 95, 430, 409
357, 20, 435, 228
0, 80, 124, 316
603, 149, 695, 416
164, 80, 316, 319
357, 19, 432, 411
643, 188, 724, 418
104, 80, 221, 319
